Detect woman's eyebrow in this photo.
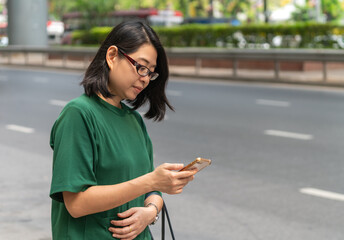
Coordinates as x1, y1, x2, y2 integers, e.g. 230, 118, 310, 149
137, 57, 156, 68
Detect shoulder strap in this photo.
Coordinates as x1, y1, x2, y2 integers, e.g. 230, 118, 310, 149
162, 202, 175, 240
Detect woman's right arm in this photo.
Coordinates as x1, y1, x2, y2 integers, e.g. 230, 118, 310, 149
63, 163, 195, 218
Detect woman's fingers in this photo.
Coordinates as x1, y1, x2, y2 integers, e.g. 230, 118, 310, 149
161, 163, 184, 171
109, 207, 154, 239
175, 169, 197, 179
152, 163, 197, 194
168, 171, 196, 193
109, 224, 137, 240
116, 207, 136, 219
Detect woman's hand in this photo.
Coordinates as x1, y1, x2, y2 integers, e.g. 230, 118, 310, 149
108, 207, 156, 240
150, 163, 197, 194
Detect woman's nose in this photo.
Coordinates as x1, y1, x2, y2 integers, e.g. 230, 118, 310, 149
140, 75, 150, 86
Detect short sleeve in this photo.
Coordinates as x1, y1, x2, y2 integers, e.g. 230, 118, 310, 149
49, 105, 97, 202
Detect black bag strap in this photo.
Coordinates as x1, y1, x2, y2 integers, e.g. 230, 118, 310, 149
149, 202, 175, 240
161, 202, 175, 240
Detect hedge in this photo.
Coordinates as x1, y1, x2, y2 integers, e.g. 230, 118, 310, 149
71, 22, 344, 49
72, 27, 113, 45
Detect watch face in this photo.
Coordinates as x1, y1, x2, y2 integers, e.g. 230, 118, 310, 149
151, 215, 159, 225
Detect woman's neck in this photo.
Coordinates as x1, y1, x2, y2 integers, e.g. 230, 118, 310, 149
97, 93, 122, 109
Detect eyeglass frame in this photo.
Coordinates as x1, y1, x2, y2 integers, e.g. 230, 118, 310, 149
117, 47, 159, 81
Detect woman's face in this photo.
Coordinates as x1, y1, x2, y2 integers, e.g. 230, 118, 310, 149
106, 43, 158, 102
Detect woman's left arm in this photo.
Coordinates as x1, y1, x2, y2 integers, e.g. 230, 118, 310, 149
144, 193, 163, 223
108, 195, 163, 240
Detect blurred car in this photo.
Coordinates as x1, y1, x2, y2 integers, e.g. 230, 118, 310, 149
47, 20, 64, 44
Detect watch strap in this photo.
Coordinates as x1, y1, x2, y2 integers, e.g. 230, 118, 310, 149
145, 202, 159, 225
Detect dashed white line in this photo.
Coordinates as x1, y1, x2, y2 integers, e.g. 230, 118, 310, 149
166, 90, 182, 97
256, 99, 290, 107
33, 77, 49, 83
49, 99, 68, 107
6, 124, 35, 134
264, 130, 313, 140
300, 188, 344, 202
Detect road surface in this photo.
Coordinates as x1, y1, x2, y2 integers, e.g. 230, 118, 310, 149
0, 66, 343, 240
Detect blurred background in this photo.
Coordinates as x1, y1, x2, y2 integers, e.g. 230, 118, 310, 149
0, 1, 343, 240
0, 0, 344, 47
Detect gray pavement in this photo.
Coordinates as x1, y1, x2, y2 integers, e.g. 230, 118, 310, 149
0, 66, 344, 239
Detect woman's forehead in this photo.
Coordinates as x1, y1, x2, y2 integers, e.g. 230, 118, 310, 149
132, 44, 157, 66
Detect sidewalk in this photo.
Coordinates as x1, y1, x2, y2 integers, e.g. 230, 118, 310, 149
1, 52, 344, 87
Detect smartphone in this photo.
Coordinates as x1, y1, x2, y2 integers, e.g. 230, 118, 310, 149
179, 157, 212, 173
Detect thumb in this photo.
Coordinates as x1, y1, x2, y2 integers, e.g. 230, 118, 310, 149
163, 163, 184, 171
117, 208, 136, 218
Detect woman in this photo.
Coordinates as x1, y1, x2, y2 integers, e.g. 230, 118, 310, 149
49, 20, 196, 240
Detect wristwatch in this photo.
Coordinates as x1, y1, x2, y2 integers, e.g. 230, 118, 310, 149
146, 203, 159, 225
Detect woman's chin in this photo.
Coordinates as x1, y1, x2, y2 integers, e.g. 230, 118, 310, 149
126, 95, 137, 101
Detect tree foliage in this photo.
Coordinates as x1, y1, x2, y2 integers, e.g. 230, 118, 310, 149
48, 0, 254, 20
292, 0, 343, 22
49, 0, 344, 26
49, 0, 76, 20
322, 0, 343, 21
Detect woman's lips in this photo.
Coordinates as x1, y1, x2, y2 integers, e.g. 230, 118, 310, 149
133, 86, 143, 94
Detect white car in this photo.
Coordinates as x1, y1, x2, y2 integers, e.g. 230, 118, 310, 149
47, 20, 64, 44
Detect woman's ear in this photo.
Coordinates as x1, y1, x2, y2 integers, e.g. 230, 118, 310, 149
106, 46, 119, 70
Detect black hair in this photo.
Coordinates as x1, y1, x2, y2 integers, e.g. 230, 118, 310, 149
80, 19, 173, 121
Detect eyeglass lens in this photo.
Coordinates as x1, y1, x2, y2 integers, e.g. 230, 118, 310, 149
118, 47, 159, 81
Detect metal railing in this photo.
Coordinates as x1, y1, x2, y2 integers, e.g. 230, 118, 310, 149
0, 46, 97, 69
1, 46, 344, 85
166, 48, 344, 83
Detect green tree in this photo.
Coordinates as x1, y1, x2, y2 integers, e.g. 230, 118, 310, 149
74, 0, 118, 29
50, 0, 238, 25
292, 0, 343, 22
292, 3, 313, 22
222, 0, 252, 21
49, 0, 77, 20
173, 0, 189, 17
322, 0, 343, 21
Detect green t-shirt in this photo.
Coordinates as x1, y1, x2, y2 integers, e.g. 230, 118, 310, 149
50, 94, 157, 240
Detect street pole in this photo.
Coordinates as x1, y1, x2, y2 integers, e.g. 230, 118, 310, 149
264, 0, 268, 23
7, 0, 48, 46
315, 0, 322, 22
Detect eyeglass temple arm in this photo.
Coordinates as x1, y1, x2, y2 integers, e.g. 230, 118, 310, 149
118, 48, 137, 66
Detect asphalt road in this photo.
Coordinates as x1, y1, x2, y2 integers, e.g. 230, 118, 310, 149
0, 66, 343, 240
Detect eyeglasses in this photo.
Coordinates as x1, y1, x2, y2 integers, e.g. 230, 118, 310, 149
117, 47, 159, 81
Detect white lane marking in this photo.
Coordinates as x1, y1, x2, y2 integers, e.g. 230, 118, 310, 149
300, 188, 344, 202
256, 99, 290, 107
264, 130, 313, 140
49, 99, 68, 107
33, 77, 49, 83
6, 124, 35, 134
166, 90, 182, 97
